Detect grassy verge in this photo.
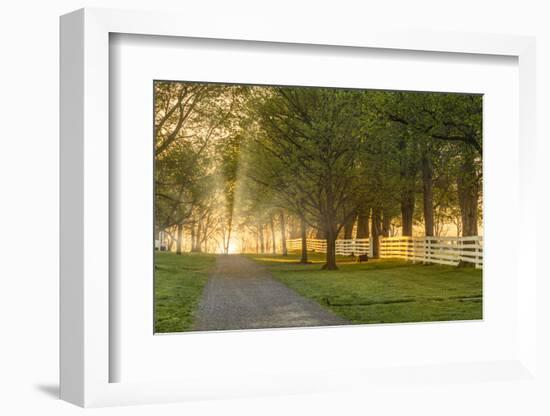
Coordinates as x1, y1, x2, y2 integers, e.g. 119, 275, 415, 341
154, 251, 216, 333
248, 251, 482, 325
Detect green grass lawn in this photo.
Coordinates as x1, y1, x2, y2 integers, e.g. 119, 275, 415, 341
248, 251, 482, 325
154, 251, 216, 333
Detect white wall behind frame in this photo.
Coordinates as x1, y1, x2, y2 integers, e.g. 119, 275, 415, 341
1, 0, 548, 415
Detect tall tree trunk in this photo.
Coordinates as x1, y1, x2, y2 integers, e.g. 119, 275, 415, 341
258, 221, 265, 254
356, 208, 370, 239
269, 214, 277, 254
175, 223, 184, 255
343, 213, 355, 239
457, 156, 479, 237
223, 211, 233, 254
457, 153, 479, 267
382, 212, 391, 237
322, 225, 338, 270
279, 210, 288, 256
399, 137, 417, 237
401, 192, 415, 236
190, 223, 196, 252
192, 221, 202, 252
202, 223, 208, 253
421, 154, 434, 237
371, 208, 381, 258
299, 217, 309, 263
166, 231, 174, 251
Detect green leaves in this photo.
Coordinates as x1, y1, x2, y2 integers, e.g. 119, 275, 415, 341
154, 80, 483, 255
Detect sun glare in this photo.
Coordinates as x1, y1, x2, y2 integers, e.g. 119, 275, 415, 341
227, 240, 240, 254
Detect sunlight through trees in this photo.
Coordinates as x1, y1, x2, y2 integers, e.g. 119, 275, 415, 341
154, 82, 482, 270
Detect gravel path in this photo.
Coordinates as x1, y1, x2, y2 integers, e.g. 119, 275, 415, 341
194, 255, 348, 331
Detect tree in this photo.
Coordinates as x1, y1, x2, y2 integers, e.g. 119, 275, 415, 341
248, 87, 369, 269
278, 210, 288, 256
378, 91, 482, 238
155, 81, 245, 254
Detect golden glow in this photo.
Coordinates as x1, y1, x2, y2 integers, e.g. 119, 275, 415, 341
227, 240, 239, 254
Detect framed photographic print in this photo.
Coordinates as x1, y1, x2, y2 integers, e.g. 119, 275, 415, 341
151, 81, 484, 334
60, 8, 538, 407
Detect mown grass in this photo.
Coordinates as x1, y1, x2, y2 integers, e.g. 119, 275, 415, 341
154, 252, 216, 333
248, 251, 482, 325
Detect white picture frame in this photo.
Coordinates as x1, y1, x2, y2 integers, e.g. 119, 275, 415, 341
60, 7, 537, 407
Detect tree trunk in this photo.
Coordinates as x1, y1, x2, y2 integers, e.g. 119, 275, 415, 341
195, 222, 201, 251
190, 223, 196, 252
202, 223, 208, 253
223, 213, 233, 254
343, 213, 355, 239
457, 157, 479, 237
322, 225, 338, 270
457, 153, 479, 267
192, 221, 202, 252
175, 223, 184, 255
371, 208, 381, 258
299, 217, 309, 263
279, 210, 288, 256
381, 212, 391, 237
399, 137, 417, 237
269, 214, 276, 254
356, 208, 370, 239
258, 221, 265, 254
400, 192, 415, 236
166, 232, 174, 251
421, 154, 434, 237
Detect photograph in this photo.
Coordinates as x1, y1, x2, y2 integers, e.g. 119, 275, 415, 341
153, 81, 483, 333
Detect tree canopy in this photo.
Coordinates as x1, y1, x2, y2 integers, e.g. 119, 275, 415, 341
154, 81, 482, 270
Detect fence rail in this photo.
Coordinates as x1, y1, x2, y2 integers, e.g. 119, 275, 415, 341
287, 238, 371, 255
286, 235, 483, 269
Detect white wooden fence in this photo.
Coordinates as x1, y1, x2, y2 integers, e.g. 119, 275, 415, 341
286, 235, 483, 269
379, 236, 483, 268
287, 238, 371, 256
